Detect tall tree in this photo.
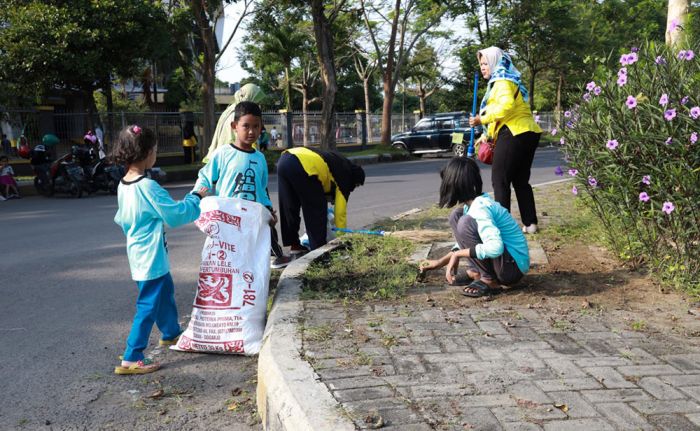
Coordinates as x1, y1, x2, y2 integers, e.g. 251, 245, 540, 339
187, 0, 254, 150
351, 44, 379, 142
359, 0, 452, 145
404, 39, 444, 116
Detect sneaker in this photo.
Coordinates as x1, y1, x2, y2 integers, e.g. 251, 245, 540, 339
271, 255, 293, 269
289, 244, 310, 256
522, 224, 538, 234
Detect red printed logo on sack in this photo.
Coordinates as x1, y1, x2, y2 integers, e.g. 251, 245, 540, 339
224, 340, 244, 353
196, 210, 241, 232
196, 273, 232, 306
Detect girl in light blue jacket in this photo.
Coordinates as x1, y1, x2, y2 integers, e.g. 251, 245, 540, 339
113, 125, 208, 374
421, 157, 529, 297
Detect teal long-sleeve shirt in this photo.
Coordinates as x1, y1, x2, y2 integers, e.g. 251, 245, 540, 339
193, 144, 272, 208
464, 193, 529, 274
115, 176, 201, 281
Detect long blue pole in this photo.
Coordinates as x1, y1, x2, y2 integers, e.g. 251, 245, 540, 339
332, 227, 385, 236
467, 71, 480, 157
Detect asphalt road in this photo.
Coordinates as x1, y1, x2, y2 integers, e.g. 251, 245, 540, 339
0, 149, 562, 429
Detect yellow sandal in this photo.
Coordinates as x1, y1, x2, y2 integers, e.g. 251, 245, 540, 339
114, 358, 161, 375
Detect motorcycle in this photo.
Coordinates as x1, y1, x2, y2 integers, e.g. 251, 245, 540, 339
71, 144, 123, 194
32, 151, 86, 198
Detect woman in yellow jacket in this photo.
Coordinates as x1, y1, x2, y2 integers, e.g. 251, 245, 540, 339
277, 147, 365, 251
469, 47, 542, 234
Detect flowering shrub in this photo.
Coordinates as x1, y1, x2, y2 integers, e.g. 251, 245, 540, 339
560, 42, 700, 292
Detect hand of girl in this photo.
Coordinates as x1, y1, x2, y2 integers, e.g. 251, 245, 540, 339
196, 187, 209, 198
445, 254, 460, 284
419, 259, 440, 273
269, 208, 278, 226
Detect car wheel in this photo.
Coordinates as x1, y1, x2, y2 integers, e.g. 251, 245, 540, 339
452, 142, 466, 157
391, 142, 408, 152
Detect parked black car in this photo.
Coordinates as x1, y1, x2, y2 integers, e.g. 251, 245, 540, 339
390, 112, 482, 157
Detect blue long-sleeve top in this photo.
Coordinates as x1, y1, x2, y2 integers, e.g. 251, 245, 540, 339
193, 144, 272, 208
464, 193, 529, 274
115, 176, 201, 281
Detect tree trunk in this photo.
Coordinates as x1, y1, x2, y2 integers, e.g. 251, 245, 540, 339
666, 0, 689, 47
555, 72, 563, 129
528, 71, 536, 111
380, 78, 395, 145
285, 64, 292, 110
302, 88, 309, 147
310, 0, 337, 150
191, 0, 217, 150
363, 77, 372, 143
103, 78, 114, 145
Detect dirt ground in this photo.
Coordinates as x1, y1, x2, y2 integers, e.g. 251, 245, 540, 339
411, 181, 700, 339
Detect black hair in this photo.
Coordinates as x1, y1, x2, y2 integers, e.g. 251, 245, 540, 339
438, 157, 483, 207
0, 155, 8, 162
233, 101, 262, 122
111, 125, 157, 166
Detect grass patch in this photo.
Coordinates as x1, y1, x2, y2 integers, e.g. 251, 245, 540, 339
301, 234, 417, 300
344, 144, 409, 156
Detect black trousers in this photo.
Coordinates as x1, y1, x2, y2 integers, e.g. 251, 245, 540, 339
183, 146, 196, 164
277, 152, 328, 250
449, 208, 523, 285
491, 126, 540, 226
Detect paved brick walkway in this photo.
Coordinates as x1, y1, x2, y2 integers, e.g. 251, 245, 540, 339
301, 290, 700, 430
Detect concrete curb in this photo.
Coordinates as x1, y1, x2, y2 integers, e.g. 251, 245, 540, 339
256, 241, 355, 431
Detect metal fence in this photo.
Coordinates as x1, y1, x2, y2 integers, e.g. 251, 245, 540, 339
1, 108, 557, 158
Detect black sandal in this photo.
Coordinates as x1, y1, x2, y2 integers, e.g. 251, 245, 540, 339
461, 280, 493, 298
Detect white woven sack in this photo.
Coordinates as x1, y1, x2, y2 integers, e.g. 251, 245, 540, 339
172, 197, 271, 355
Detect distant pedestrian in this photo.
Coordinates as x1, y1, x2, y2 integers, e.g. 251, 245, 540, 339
0, 156, 20, 199
1, 134, 10, 156
270, 126, 279, 145
257, 126, 269, 152
420, 157, 529, 297
112, 125, 208, 375
277, 147, 365, 252
469, 47, 542, 234
182, 122, 198, 164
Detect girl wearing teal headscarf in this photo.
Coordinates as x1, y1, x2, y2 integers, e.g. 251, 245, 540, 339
468, 47, 542, 235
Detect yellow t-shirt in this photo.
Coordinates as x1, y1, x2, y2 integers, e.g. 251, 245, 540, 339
480, 80, 542, 139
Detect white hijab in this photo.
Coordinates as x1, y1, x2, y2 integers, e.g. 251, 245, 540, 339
477, 47, 503, 80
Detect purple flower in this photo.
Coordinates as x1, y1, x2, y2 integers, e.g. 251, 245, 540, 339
560, 137, 566, 145
681, 96, 689, 105
564, 111, 571, 118
588, 176, 598, 187
593, 86, 602, 95
655, 56, 667, 65
620, 54, 629, 65
551, 128, 558, 136
631, 46, 639, 53
606, 139, 619, 150
554, 166, 564, 176
691, 132, 698, 144
566, 121, 574, 129
572, 185, 578, 195
568, 169, 578, 176
669, 18, 680, 33
662, 201, 675, 215
642, 175, 651, 185
617, 75, 627, 87
586, 81, 596, 92
627, 52, 638, 64
690, 106, 700, 119
664, 109, 677, 121
659, 94, 669, 106
626, 96, 637, 109
639, 192, 650, 202
534, 114, 541, 123
583, 93, 592, 102
678, 50, 694, 61
618, 67, 627, 77
665, 137, 673, 145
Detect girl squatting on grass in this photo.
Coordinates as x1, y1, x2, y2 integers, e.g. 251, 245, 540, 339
421, 157, 530, 297
112, 125, 208, 375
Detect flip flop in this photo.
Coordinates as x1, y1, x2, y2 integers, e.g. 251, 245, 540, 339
114, 358, 160, 375
460, 280, 493, 298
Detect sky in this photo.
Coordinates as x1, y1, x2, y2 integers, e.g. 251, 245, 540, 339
215, 3, 468, 85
